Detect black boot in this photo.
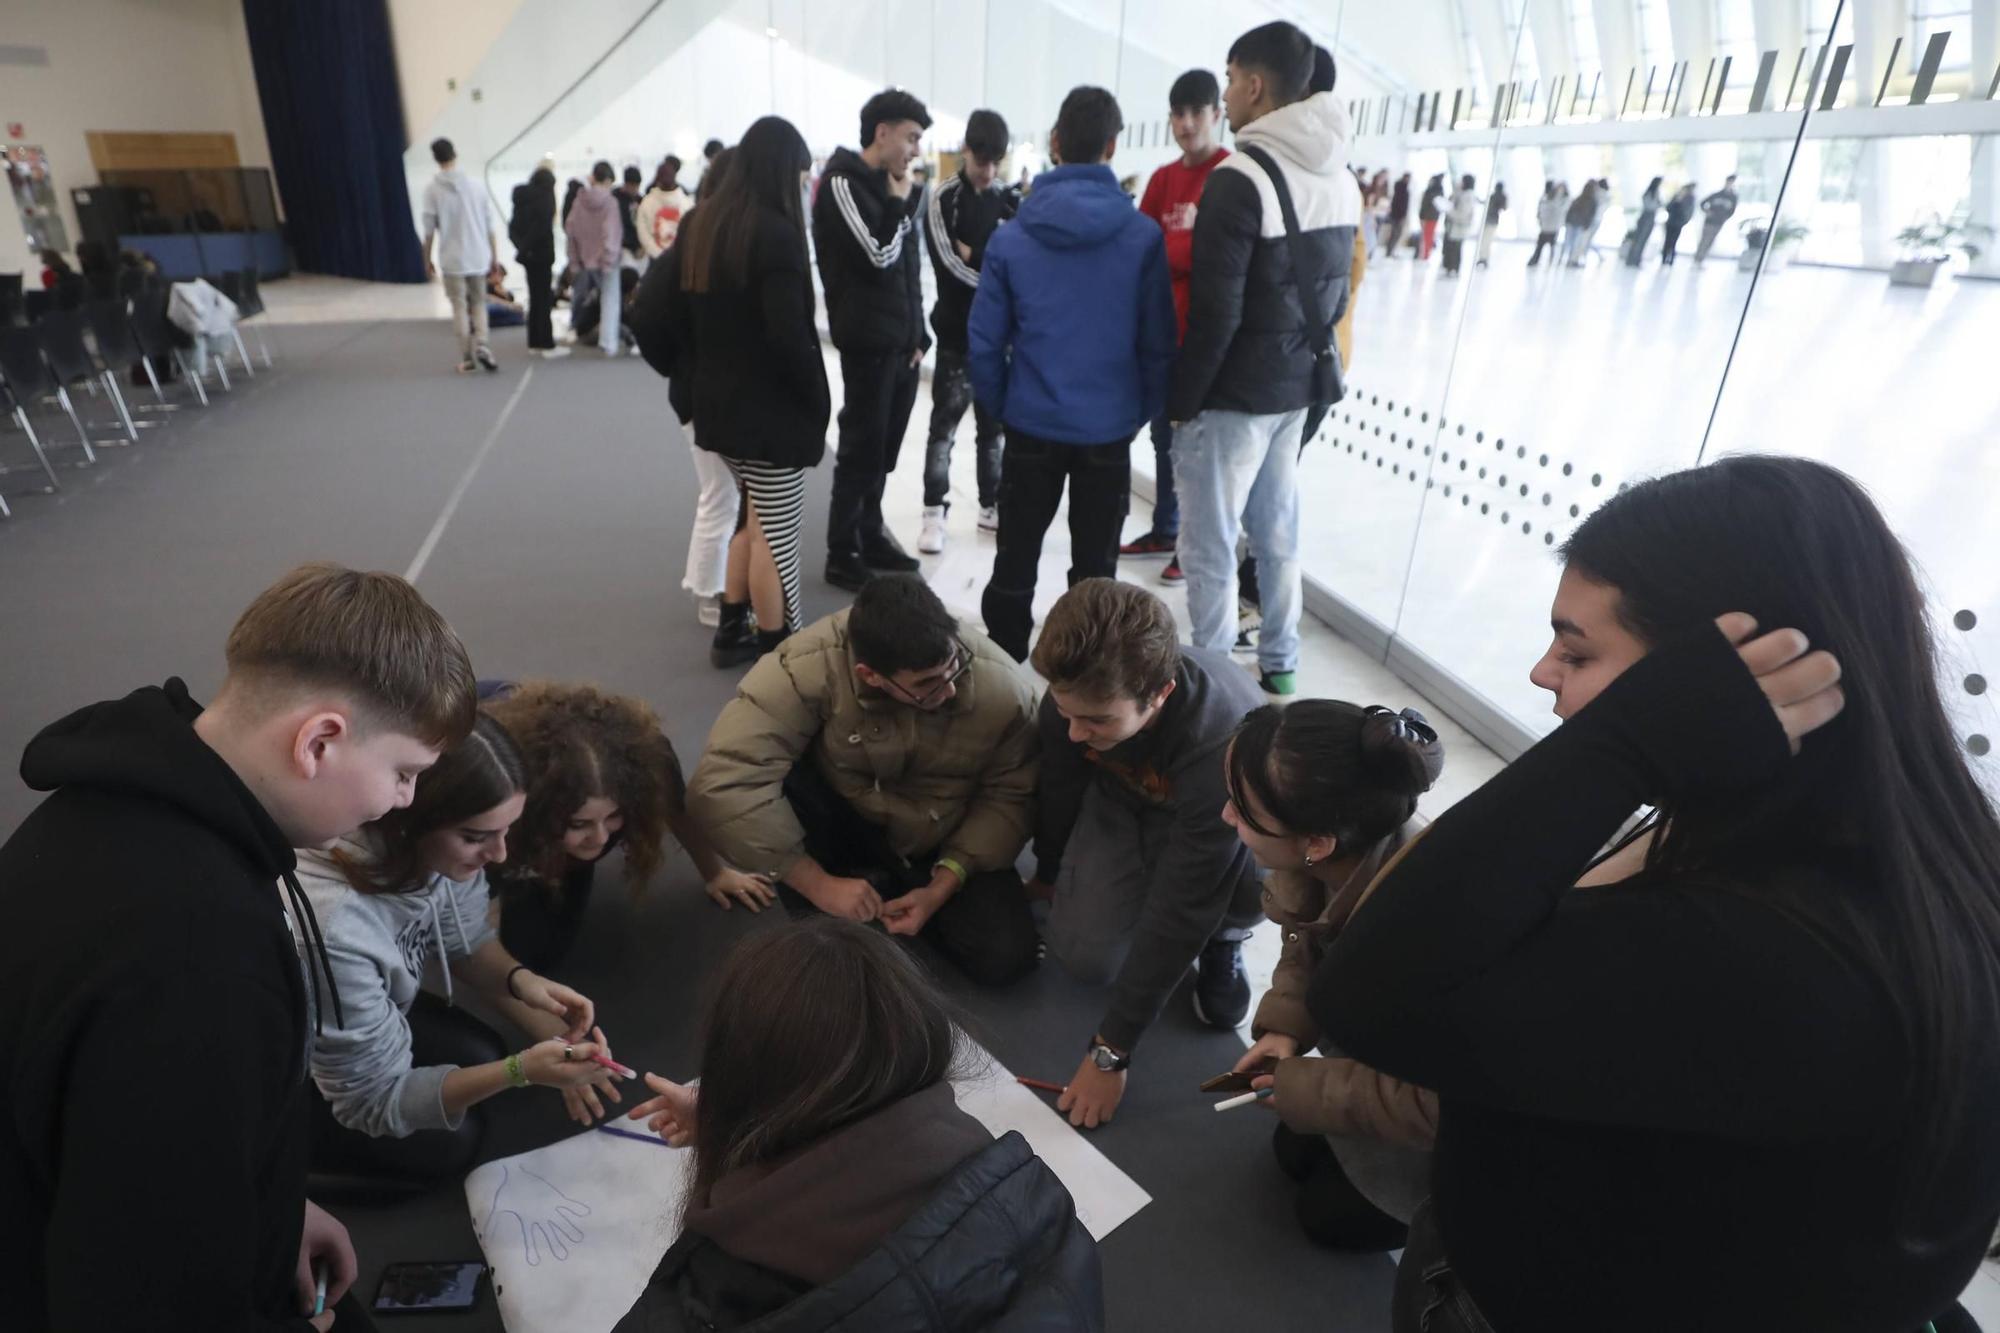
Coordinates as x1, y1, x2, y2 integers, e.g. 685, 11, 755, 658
709, 600, 758, 669
861, 530, 921, 572
825, 552, 876, 593
750, 625, 790, 657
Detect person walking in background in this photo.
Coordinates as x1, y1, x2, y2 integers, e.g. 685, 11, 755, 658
692, 139, 725, 199
969, 85, 1174, 663
1368, 175, 1391, 257
1561, 179, 1598, 267
421, 137, 505, 374
1696, 173, 1739, 263
1440, 174, 1478, 277
918, 109, 1016, 556
1120, 68, 1231, 583
1528, 180, 1565, 266
564, 161, 625, 356
1476, 182, 1507, 268
1384, 172, 1412, 257
1583, 177, 1614, 261
636, 156, 691, 261
1661, 182, 1697, 265
1417, 174, 1444, 260
812, 88, 934, 593
1624, 176, 1662, 267
510, 166, 564, 360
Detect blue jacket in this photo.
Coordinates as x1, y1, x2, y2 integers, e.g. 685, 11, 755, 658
968, 164, 1175, 445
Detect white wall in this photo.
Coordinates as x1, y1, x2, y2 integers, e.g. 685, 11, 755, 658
0, 0, 272, 258
386, 0, 529, 148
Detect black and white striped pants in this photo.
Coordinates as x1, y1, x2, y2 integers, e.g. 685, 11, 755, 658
726, 459, 808, 631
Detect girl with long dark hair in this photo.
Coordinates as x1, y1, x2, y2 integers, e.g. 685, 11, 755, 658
670, 117, 831, 661
1222, 701, 1445, 1252
1315, 455, 2000, 1331
297, 716, 626, 1187
614, 919, 1102, 1329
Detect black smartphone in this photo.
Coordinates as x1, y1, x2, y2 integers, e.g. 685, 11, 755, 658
371, 1260, 487, 1315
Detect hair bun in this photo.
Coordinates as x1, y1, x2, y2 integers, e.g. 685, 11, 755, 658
1359, 706, 1445, 798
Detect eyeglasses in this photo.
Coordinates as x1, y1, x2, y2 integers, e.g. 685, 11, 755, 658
885, 640, 972, 708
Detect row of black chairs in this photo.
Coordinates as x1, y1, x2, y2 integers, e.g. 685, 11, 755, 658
0, 271, 276, 518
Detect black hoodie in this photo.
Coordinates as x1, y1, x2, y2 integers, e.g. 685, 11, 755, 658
810, 146, 929, 356
0, 680, 325, 1331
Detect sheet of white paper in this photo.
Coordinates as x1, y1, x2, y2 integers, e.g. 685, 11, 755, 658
952, 1042, 1152, 1242
464, 1040, 1149, 1331
465, 1126, 691, 1333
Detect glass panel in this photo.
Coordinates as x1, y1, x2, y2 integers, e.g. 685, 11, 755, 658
1706, 4, 2000, 797
1379, 0, 1818, 739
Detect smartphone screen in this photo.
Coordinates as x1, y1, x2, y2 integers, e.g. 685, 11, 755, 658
372, 1261, 486, 1313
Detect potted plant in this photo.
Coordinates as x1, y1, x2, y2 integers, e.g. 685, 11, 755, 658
1891, 213, 1994, 288
1736, 216, 1810, 273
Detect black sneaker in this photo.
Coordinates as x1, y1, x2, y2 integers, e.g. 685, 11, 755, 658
824, 552, 876, 593
1192, 936, 1250, 1029
861, 534, 921, 572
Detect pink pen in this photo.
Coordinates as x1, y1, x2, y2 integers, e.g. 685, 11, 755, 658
586, 1051, 636, 1079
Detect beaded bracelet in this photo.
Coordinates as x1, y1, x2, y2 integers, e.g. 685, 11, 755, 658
504, 1052, 529, 1088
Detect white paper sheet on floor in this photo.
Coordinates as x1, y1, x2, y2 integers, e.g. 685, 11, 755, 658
464, 1039, 1149, 1333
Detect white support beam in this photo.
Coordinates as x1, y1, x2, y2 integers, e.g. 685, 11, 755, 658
1398, 94, 2000, 145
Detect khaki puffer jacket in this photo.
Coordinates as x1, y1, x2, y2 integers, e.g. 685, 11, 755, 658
1256, 824, 1441, 1150
688, 610, 1040, 878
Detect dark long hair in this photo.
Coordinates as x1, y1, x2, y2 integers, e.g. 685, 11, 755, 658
680, 116, 809, 294
335, 714, 526, 894
1227, 701, 1443, 848
684, 919, 969, 1218
1562, 454, 2000, 1229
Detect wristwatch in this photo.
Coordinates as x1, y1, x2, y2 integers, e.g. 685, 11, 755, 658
1087, 1037, 1130, 1073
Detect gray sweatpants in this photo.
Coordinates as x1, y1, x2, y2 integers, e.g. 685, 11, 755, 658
1044, 781, 1263, 990
444, 272, 489, 361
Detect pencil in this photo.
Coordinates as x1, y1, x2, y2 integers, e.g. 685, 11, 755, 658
597, 1122, 673, 1148
1016, 1076, 1067, 1095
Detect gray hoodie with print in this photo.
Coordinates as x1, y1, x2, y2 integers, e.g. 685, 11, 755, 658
294, 836, 498, 1138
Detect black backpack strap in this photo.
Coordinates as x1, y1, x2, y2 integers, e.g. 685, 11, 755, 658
1238, 144, 1342, 407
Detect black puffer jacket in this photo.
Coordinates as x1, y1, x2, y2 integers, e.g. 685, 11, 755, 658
509, 179, 556, 268
811, 147, 930, 356
1169, 93, 1362, 421
614, 1131, 1103, 1332
926, 170, 1018, 352
629, 203, 829, 468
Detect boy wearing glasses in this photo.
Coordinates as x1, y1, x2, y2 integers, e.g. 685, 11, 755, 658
689, 575, 1043, 985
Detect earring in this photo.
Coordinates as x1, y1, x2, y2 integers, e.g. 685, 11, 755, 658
1302, 853, 1317, 868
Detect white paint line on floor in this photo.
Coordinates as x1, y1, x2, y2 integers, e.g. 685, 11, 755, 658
405, 365, 534, 584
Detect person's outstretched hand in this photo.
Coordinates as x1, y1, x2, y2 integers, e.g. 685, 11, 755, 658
628, 1074, 698, 1147
1716, 613, 1844, 753
705, 866, 776, 912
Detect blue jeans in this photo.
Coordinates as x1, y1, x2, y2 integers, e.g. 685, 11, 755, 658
1148, 411, 1179, 538
1172, 407, 1305, 675
571, 264, 620, 352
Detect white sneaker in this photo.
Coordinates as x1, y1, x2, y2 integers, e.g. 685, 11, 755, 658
978, 506, 999, 532
918, 506, 947, 555
695, 594, 721, 628
537, 346, 572, 360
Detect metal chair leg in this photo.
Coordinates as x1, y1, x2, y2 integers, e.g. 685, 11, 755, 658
55, 386, 97, 465
255, 324, 272, 368
209, 345, 232, 393
0, 489, 11, 518
102, 371, 140, 439
173, 349, 209, 406
137, 356, 178, 413
15, 407, 59, 490
232, 328, 255, 378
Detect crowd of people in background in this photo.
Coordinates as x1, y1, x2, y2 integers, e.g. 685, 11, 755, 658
11, 15, 1995, 1333
1349, 161, 1743, 272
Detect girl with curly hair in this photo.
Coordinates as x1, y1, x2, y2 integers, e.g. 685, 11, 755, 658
481, 680, 772, 970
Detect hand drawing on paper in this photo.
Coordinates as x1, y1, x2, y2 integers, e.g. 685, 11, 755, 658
479, 1162, 594, 1266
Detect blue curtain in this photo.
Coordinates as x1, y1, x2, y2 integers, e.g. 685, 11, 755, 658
241, 0, 426, 282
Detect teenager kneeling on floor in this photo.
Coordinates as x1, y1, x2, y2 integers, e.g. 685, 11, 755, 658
1223, 700, 1443, 1252
298, 714, 626, 1189
480, 679, 772, 974
1027, 578, 1266, 1128
614, 919, 1102, 1330
688, 574, 1042, 986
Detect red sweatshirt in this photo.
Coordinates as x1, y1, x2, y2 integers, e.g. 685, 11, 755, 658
1139, 147, 1229, 342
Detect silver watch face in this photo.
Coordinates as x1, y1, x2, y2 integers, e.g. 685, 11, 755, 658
1092, 1045, 1119, 1071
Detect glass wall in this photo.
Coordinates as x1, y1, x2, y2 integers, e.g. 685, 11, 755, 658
458, 0, 1999, 786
